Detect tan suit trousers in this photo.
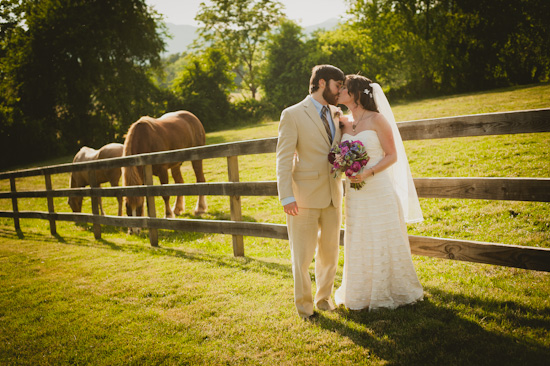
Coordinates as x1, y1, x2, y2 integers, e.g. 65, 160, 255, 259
287, 203, 341, 318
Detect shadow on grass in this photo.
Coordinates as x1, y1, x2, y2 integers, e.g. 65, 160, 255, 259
153, 244, 293, 280
179, 209, 258, 223
317, 286, 550, 365
0, 225, 293, 281
75, 222, 130, 235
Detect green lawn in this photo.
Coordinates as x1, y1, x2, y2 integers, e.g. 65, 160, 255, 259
0, 83, 549, 365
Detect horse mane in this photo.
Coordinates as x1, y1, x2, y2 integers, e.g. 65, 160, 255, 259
69, 173, 77, 189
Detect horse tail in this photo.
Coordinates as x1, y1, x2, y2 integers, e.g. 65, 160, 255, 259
177, 111, 206, 147
191, 113, 206, 147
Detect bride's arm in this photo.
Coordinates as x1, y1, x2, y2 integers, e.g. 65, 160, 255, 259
354, 114, 397, 181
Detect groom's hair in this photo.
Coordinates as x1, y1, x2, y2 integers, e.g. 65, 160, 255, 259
309, 65, 345, 94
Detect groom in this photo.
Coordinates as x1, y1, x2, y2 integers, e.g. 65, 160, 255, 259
276, 64, 345, 320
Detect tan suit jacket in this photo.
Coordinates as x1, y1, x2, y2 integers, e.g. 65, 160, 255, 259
276, 96, 343, 207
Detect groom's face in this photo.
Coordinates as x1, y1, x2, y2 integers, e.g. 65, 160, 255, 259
323, 79, 343, 106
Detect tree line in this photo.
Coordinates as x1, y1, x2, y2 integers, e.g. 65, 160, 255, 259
1, 0, 548, 169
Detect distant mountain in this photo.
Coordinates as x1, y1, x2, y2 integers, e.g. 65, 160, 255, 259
161, 18, 340, 56
304, 18, 339, 34
162, 23, 199, 55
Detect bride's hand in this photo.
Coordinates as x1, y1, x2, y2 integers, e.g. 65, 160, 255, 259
350, 172, 364, 184
351, 169, 372, 183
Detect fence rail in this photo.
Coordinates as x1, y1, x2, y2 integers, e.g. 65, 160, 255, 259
2, 178, 548, 202
1, 108, 549, 271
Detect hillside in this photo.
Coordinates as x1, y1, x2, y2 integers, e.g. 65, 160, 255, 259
162, 18, 339, 55
163, 23, 199, 55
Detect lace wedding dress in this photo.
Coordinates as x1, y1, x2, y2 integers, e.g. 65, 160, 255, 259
335, 130, 424, 310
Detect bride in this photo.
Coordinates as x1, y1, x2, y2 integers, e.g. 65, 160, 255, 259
335, 74, 424, 310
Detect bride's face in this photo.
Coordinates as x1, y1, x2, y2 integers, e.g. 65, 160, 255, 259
338, 83, 353, 106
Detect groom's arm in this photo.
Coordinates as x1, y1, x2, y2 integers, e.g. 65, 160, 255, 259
276, 109, 298, 213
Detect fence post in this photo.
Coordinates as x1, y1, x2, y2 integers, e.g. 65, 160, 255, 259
44, 174, 57, 236
89, 170, 102, 240
227, 156, 244, 257
9, 177, 20, 232
144, 165, 158, 247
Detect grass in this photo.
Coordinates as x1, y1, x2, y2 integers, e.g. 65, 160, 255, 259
0, 83, 549, 365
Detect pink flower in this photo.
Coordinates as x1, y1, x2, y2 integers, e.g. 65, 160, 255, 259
327, 140, 370, 190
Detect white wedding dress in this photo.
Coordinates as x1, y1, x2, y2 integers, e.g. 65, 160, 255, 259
335, 130, 424, 311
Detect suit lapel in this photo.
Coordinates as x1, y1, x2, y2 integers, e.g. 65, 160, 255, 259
301, 97, 331, 146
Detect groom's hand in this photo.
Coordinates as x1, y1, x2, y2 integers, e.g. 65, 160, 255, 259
283, 202, 299, 216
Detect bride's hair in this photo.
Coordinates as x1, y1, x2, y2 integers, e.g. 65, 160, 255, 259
345, 74, 379, 113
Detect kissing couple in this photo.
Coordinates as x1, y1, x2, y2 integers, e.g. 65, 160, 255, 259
276, 65, 424, 320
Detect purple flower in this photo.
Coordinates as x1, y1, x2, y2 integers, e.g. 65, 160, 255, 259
328, 140, 369, 180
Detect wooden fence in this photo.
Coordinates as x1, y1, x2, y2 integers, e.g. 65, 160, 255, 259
1, 108, 549, 271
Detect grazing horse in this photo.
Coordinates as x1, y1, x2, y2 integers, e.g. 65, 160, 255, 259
123, 111, 207, 233
68, 143, 124, 216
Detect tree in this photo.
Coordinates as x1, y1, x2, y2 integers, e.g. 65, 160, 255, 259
345, 0, 550, 98
172, 48, 234, 132
449, 0, 550, 88
154, 52, 190, 90
0, 0, 167, 168
195, 0, 284, 99
261, 20, 310, 110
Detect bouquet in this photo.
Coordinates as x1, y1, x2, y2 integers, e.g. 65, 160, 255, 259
328, 140, 370, 190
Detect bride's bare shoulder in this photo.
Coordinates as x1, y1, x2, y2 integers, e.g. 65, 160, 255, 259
372, 112, 390, 127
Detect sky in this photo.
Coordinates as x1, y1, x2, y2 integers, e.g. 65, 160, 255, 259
145, 0, 348, 27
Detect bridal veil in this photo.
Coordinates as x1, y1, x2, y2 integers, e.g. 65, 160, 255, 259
371, 83, 423, 223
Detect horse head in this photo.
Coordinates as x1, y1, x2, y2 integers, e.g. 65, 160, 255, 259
68, 172, 83, 212
68, 196, 83, 213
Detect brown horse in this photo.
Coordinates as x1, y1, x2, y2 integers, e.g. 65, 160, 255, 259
123, 111, 207, 232
68, 143, 124, 216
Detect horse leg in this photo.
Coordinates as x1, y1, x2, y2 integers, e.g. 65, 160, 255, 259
191, 159, 207, 215
99, 196, 105, 216
171, 165, 185, 216
116, 196, 123, 216
158, 169, 174, 219
111, 181, 123, 216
